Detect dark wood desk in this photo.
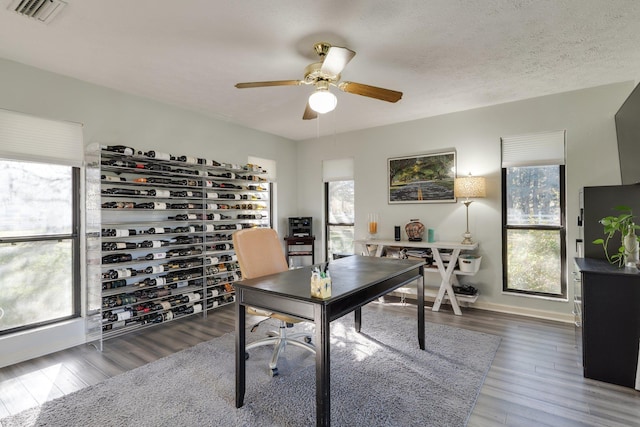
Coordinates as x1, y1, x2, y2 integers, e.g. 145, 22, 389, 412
234, 255, 425, 426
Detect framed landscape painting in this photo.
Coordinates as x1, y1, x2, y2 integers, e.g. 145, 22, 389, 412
388, 150, 456, 203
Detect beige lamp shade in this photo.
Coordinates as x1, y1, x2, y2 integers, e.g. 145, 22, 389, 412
454, 175, 486, 199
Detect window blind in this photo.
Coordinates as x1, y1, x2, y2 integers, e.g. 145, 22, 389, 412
322, 158, 354, 182
0, 108, 83, 167
501, 130, 566, 167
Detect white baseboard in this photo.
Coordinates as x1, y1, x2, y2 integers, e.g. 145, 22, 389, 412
389, 289, 575, 324
0, 318, 87, 368
470, 300, 574, 324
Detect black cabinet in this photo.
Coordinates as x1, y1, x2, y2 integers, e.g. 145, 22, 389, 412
575, 258, 640, 388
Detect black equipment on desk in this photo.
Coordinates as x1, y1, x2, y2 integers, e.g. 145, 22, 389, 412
288, 217, 312, 237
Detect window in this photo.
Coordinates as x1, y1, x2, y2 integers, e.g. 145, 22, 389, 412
501, 131, 566, 298
0, 108, 83, 335
0, 159, 80, 333
323, 158, 354, 261
325, 180, 355, 260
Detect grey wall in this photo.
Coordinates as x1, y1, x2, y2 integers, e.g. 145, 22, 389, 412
296, 81, 635, 320
0, 57, 297, 366
0, 58, 298, 232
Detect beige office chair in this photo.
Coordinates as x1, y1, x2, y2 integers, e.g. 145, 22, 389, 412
232, 227, 315, 376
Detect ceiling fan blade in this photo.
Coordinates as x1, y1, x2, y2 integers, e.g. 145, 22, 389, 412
235, 80, 302, 89
303, 102, 318, 120
338, 81, 402, 103
320, 46, 356, 77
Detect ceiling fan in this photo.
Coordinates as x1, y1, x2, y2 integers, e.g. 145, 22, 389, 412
235, 42, 403, 120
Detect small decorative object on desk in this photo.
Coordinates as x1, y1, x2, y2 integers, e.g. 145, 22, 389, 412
367, 213, 379, 239
623, 222, 639, 267
310, 265, 331, 298
405, 218, 425, 241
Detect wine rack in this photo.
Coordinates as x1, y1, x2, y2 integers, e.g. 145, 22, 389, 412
85, 143, 271, 341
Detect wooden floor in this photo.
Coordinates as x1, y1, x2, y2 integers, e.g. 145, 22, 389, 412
1, 300, 639, 426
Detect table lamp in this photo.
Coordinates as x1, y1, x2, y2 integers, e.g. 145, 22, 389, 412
454, 174, 486, 245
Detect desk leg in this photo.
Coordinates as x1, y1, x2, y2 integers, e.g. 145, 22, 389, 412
235, 300, 246, 408
355, 307, 361, 332
418, 266, 425, 350
315, 306, 331, 426
432, 248, 463, 315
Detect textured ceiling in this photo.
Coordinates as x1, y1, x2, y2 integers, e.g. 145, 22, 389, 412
0, 0, 639, 141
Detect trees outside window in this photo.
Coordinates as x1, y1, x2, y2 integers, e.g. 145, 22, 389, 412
325, 180, 354, 260
0, 159, 80, 334
503, 165, 566, 297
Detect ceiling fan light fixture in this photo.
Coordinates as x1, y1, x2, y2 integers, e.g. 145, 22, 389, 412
308, 89, 337, 114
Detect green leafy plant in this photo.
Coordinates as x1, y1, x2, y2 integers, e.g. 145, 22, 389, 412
592, 205, 639, 267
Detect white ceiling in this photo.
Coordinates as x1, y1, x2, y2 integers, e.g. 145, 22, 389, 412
1, 0, 639, 141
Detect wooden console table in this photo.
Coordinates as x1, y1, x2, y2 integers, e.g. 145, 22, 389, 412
355, 239, 479, 315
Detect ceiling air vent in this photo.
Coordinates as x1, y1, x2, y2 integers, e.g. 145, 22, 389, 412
8, 0, 67, 24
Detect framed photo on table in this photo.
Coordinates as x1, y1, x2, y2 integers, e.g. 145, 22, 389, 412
388, 150, 456, 203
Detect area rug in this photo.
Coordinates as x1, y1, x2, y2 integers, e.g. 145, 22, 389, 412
0, 306, 500, 427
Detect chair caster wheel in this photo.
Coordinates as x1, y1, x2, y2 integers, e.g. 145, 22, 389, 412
245, 352, 250, 360
270, 368, 278, 377
304, 336, 312, 344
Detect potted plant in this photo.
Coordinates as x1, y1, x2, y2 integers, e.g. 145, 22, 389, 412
592, 205, 640, 267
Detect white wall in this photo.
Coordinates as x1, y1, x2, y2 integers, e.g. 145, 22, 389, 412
0, 58, 297, 367
296, 81, 634, 321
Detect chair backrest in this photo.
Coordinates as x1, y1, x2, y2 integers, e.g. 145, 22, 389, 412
232, 228, 289, 280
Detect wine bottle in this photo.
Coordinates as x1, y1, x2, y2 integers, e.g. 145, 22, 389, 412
145, 164, 173, 172
218, 182, 238, 189
145, 252, 167, 260
101, 242, 137, 251
169, 213, 198, 221
102, 242, 117, 251
116, 228, 137, 237
114, 268, 137, 278
102, 145, 135, 155
140, 150, 171, 161
169, 203, 188, 210
142, 277, 157, 287
135, 202, 167, 209
174, 168, 198, 176
138, 240, 170, 248
144, 264, 165, 274
102, 253, 133, 264
112, 160, 142, 168
146, 227, 171, 234
102, 279, 128, 290
101, 175, 126, 182
177, 155, 197, 164
149, 189, 171, 197
146, 177, 172, 184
